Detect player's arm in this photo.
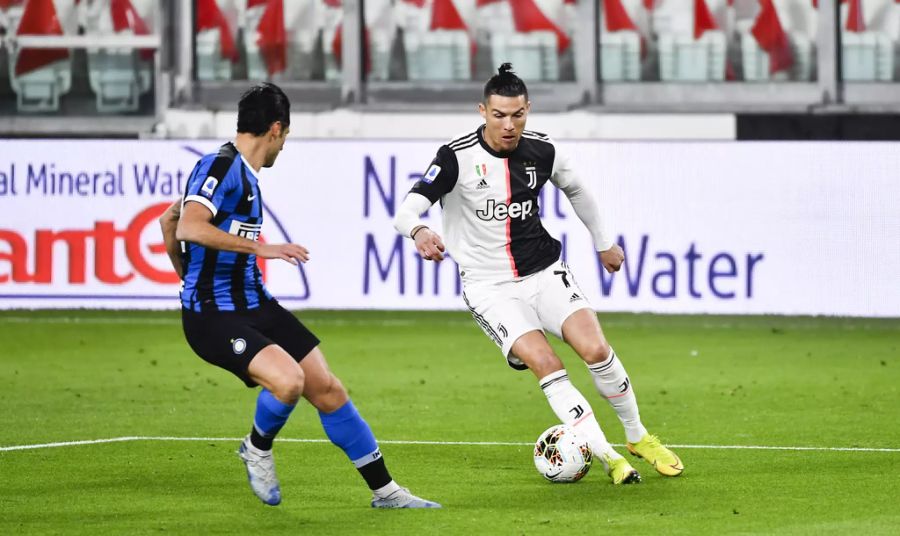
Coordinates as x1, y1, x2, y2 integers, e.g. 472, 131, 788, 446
176, 202, 309, 265
158, 200, 184, 279
550, 148, 623, 273
393, 145, 459, 262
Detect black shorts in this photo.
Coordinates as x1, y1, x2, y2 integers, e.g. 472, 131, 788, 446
181, 299, 320, 387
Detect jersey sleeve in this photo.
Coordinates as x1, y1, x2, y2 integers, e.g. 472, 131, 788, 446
549, 143, 615, 252
409, 145, 459, 204
549, 143, 577, 190
183, 157, 239, 217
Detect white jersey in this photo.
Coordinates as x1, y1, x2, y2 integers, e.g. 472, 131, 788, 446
409, 125, 583, 282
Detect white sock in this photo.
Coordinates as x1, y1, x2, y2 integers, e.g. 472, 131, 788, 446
587, 348, 648, 444
539, 370, 620, 460
372, 480, 402, 499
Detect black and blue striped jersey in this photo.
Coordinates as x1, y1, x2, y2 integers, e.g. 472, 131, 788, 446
180, 142, 272, 312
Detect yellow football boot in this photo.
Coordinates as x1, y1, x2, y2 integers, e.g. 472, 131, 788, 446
603, 454, 642, 485
626, 434, 684, 477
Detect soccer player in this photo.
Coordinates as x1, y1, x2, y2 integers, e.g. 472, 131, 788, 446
393, 64, 684, 484
158, 82, 439, 508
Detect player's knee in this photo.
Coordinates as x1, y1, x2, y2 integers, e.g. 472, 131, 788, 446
529, 352, 565, 378
306, 373, 349, 412
581, 340, 612, 365
271, 368, 305, 404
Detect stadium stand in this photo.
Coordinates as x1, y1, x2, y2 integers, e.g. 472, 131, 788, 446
0, 0, 899, 136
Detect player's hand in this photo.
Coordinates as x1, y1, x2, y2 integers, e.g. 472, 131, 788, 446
599, 244, 624, 273
256, 243, 310, 265
413, 226, 446, 262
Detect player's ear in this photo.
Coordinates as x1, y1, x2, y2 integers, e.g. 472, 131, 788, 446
526, 101, 532, 114
269, 121, 282, 139
478, 102, 487, 120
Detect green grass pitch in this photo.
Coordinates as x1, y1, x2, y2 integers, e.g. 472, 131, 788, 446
1, 310, 898, 535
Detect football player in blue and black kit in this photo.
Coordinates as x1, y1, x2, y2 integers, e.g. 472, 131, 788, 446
158, 83, 439, 509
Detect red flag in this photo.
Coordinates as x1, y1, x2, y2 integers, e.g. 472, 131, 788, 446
694, 0, 718, 39
750, 0, 793, 74
603, 0, 637, 32
642, 0, 655, 10
846, 0, 865, 32
509, 0, 571, 52
431, 0, 467, 30
476, 0, 503, 6
401, 0, 426, 6
256, 0, 286, 76
110, 0, 153, 60
196, 0, 238, 62
14, 0, 69, 77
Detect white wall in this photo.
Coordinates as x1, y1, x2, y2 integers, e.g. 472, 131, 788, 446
162, 109, 737, 140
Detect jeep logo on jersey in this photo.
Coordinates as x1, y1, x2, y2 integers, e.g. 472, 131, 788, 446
228, 220, 262, 240
476, 199, 534, 221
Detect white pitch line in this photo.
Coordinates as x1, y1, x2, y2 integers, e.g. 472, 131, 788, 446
0, 317, 471, 328
1, 436, 898, 453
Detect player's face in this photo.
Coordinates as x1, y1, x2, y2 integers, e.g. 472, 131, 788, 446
263, 124, 289, 168
479, 95, 530, 153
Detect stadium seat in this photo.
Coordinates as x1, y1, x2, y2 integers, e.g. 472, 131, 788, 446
84, 0, 155, 112
842, 31, 893, 81
490, 31, 560, 81
0, 0, 24, 35
283, 0, 320, 80
599, 30, 641, 81
658, 30, 726, 81
196, 29, 233, 81
403, 29, 470, 81
244, 0, 278, 80
195, 0, 237, 81
740, 29, 813, 81
316, 0, 343, 81
9, 0, 72, 112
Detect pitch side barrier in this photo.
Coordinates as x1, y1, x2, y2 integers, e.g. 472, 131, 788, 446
0, 140, 897, 316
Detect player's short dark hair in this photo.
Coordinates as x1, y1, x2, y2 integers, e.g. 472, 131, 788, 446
237, 82, 291, 136
483, 63, 528, 103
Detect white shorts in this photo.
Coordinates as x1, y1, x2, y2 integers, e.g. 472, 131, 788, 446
462, 259, 593, 371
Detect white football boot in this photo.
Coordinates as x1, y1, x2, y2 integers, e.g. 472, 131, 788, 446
237, 436, 282, 506
371, 487, 442, 509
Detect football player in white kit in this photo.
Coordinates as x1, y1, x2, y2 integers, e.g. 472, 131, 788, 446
393, 64, 683, 484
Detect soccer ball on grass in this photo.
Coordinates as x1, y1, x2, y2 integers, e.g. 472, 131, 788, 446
533, 424, 593, 482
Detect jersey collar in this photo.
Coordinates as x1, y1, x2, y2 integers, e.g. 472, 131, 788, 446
240, 154, 261, 181
477, 124, 517, 159
227, 141, 262, 180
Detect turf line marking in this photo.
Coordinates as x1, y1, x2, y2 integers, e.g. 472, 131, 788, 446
2, 436, 898, 453
0, 317, 472, 328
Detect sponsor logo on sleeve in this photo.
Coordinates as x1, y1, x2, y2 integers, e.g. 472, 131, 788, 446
422, 164, 441, 184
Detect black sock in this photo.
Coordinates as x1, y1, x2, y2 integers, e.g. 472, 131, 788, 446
249, 426, 274, 451
357, 456, 392, 490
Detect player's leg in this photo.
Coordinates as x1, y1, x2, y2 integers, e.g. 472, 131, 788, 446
237, 345, 306, 505
464, 278, 638, 484
262, 302, 438, 508
560, 310, 647, 443
508, 331, 640, 485
297, 348, 440, 508
561, 311, 683, 476
539, 261, 684, 477
181, 307, 299, 505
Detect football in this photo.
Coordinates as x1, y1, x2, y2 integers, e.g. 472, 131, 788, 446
533, 424, 593, 483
